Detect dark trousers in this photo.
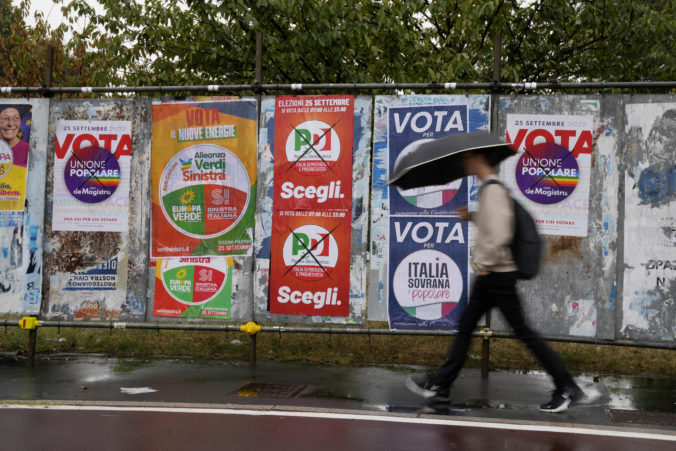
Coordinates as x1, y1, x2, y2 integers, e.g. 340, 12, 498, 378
432, 271, 577, 392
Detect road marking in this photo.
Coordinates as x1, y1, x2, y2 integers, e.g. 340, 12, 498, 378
1, 403, 674, 442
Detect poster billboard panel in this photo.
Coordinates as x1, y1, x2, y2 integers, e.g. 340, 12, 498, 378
153, 256, 233, 319
268, 95, 354, 317
254, 95, 371, 324
268, 210, 351, 317
385, 99, 471, 329
52, 120, 132, 231
504, 114, 593, 236
0, 104, 32, 212
369, 95, 490, 326
151, 100, 257, 257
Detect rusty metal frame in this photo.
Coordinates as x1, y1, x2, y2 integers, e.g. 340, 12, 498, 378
2, 319, 673, 350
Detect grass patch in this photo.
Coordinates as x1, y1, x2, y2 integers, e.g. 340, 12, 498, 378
0, 322, 673, 377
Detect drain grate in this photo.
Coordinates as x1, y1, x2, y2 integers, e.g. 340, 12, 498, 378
233, 383, 310, 399
607, 409, 676, 427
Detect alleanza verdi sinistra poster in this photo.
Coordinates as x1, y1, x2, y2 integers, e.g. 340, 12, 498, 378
151, 100, 258, 257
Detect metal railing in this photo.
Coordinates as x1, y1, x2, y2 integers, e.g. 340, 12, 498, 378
1, 81, 675, 96
3, 319, 673, 373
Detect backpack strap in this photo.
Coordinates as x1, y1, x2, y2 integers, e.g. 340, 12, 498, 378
482, 178, 506, 194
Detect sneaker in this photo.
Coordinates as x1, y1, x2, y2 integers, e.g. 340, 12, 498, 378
539, 387, 585, 413
405, 375, 451, 403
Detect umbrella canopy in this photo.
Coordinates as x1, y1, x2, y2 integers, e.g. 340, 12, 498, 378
387, 131, 516, 190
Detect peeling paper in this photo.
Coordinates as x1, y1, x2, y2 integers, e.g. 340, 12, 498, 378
567, 298, 597, 337
621, 102, 676, 341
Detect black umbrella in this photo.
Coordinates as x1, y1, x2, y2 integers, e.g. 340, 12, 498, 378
388, 131, 516, 190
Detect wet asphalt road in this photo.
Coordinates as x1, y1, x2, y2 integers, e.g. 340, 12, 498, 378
2, 405, 674, 451
0, 354, 674, 450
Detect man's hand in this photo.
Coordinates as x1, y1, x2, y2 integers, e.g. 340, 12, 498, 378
455, 205, 471, 222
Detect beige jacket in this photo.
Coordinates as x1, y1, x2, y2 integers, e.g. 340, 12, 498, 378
471, 174, 518, 273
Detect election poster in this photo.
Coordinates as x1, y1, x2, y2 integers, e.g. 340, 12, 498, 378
388, 217, 469, 329
153, 257, 233, 319
268, 95, 354, 317
389, 103, 469, 216
52, 120, 132, 231
0, 104, 32, 211
369, 95, 489, 325
273, 95, 354, 211
151, 100, 257, 257
268, 209, 351, 317
505, 114, 594, 236
385, 99, 472, 329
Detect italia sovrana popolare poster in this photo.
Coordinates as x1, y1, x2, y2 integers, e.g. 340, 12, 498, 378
385, 100, 471, 330
151, 100, 257, 257
153, 257, 233, 319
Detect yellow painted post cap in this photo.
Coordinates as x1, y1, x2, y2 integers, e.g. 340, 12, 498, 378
240, 321, 261, 336
19, 317, 40, 330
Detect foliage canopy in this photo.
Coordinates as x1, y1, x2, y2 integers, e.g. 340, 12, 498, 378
6, 0, 676, 87
0, 0, 104, 87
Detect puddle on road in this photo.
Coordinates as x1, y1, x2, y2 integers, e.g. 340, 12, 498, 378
601, 375, 676, 412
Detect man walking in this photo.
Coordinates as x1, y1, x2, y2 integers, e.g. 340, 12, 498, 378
406, 149, 585, 413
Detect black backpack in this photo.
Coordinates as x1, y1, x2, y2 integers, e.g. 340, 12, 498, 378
485, 180, 542, 280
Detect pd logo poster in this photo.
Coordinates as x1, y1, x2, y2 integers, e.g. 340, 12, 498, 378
273, 95, 353, 211
153, 257, 233, 318
0, 104, 31, 211
52, 120, 132, 231
151, 100, 257, 257
388, 216, 468, 330
269, 210, 350, 317
389, 104, 469, 216
505, 114, 593, 236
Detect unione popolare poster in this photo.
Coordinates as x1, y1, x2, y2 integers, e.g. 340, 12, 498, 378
0, 104, 32, 211
504, 114, 593, 236
52, 120, 132, 231
153, 257, 233, 318
269, 95, 354, 317
151, 100, 257, 257
386, 100, 470, 330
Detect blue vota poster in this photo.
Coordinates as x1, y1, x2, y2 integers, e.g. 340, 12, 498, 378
388, 215, 469, 330
387, 102, 471, 330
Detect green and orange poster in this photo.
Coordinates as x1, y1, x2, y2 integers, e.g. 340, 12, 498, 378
153, 257, 233, 318
151, 100, 257, 257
